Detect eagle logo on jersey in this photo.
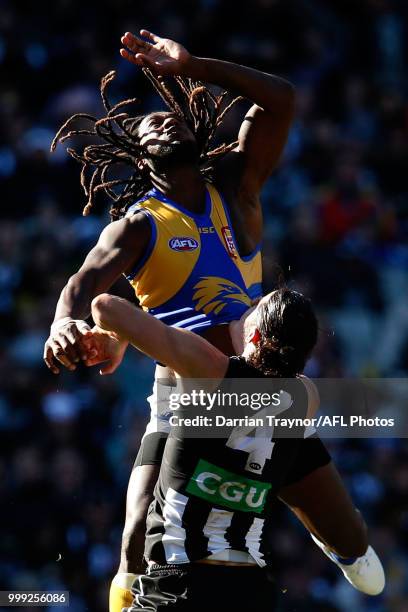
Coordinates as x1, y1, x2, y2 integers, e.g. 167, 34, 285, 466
192, 276, 251, 315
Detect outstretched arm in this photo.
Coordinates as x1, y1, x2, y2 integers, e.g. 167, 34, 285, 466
121, 30, 295, 194
91, 294, 229, 379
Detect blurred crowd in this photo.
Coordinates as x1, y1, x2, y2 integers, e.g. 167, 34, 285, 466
0, 0, 407, 610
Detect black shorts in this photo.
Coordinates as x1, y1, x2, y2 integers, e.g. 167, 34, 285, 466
134, 432, 331, 488
134, 432, 168, 467
126, 563, 279, 612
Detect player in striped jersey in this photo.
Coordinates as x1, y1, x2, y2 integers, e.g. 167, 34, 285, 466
44, 29, 297, 611
88, 288, 385, 610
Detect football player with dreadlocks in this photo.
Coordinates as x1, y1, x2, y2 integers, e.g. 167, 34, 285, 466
43, 30, 374, 611
44, 30, 294, 610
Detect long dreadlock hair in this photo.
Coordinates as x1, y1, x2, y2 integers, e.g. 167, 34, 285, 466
51, 69, 242, 221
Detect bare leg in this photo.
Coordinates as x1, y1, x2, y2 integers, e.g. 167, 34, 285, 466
118, 464, 160, 574
279, 461, 368, 559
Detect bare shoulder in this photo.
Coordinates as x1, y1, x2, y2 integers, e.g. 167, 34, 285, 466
298, 375, 320, 417
99, 210, 151, 247
79, 211, 153, 276
212, 152, 263, 252
213, 149, 262, 209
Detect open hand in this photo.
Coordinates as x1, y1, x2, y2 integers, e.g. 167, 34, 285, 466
120, 30, 191, 76
81, 326, 128, 375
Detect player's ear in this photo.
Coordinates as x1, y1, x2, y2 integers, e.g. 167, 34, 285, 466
249, 328, 261, 345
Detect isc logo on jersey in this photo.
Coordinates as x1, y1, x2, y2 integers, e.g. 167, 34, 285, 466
187, 459, 271, 514
169, 237, 199, 252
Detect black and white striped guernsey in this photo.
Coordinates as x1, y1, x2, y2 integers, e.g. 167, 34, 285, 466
144, 356, 308, 567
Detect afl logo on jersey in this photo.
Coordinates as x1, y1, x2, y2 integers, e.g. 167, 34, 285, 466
169, 237, 199, 252
249, 462, 262, 471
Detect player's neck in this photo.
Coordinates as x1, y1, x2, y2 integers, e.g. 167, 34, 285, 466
150, 164, 207, 213
229, 305, 258, 355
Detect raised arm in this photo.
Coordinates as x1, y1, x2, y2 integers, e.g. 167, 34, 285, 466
91, 294, 229, 379
186, 57, 294, 196
44, 213, 150, 374
121, 30, 295, 195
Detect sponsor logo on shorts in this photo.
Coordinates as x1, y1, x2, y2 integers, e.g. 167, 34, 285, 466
169, 237, 199, 252
186, 459, 271, 514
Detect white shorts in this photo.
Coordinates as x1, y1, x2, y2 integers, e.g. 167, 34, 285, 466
143, 364, 176, 438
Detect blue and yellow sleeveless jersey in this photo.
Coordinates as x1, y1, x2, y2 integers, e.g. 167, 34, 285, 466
125, 183, 262, 333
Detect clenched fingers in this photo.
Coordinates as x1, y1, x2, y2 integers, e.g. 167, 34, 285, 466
43, 339, 76, 372
43, 343, 60, 374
